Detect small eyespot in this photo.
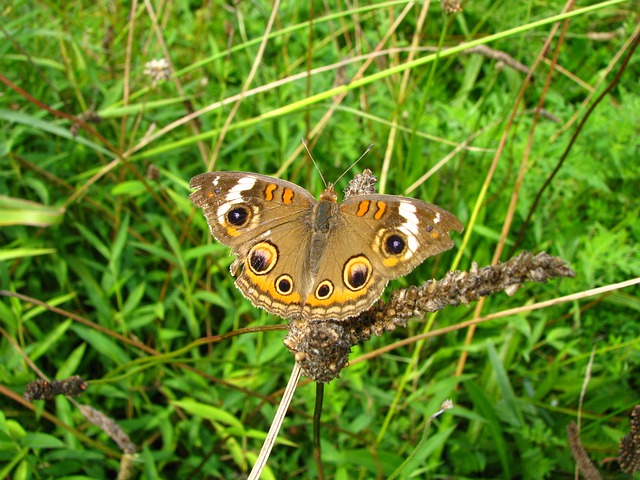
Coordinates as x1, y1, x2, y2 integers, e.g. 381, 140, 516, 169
350, 269, 367, 288
247, 242, 278, 275
275, 275, 294, 295
227, 206, 250, 227
315, 280, 334, 300
343, 256, 372, 291
250, 252, 268, 272
384, 233, 406, 255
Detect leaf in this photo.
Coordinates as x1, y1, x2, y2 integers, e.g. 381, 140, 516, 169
56, 343, 87, 379
71, 325, 131, 365
22, 292, 77, 322
122, 282, 146, 317
111, 180, 147, 197
21, 433, 65, 449
0, 110, 115, 157
171, 399, 244, 430
0, 195, 64, 227
25, 319, 73, 362
465, 380, 512, 479
487, 342, 524, 428
109, 213, 130, 271
0, 248, 56, 261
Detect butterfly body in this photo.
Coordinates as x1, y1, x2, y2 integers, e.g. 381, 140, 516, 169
190, 171, 462, 321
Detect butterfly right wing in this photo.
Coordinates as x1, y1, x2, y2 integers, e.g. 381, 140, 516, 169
190, 172, 317, 318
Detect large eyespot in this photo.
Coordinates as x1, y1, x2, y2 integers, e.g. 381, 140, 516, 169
247, 242, 278, 275
315, 280, 334, 300
343, 255, 372, 291
275, 275, 294, 295
226, 206, 250, 227
384, 233, 407, 256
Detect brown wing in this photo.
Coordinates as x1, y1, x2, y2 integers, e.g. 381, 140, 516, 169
190, 172, 317, 318
298, 194, 462, 321
190, 172, 315, 252
340, 194, 463, 275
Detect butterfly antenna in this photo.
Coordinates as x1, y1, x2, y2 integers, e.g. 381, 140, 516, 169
302, 138, 327, 187
334, 143, 374, 185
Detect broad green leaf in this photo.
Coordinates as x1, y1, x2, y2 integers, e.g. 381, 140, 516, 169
21, 432, 65, 449
22, 292, 77, 321
56, 343, 87, 379
25, 319, 73, 362
487, 342, 524, 428
465, 380, 511, 479
0, 248, 56, 261
109, 213, 130, 271
111, 180, 147, 197
171, 398, 243, 430
0, 195, 64, 227
0, 110, 115, 157
72, 325, 132, 365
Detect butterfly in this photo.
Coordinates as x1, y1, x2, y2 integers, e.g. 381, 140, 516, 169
190, 171, 462, 321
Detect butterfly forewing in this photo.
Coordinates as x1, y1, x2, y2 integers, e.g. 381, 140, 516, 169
190, 172, 315, 250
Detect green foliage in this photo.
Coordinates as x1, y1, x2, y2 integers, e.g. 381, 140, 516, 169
1, 0, 639, 478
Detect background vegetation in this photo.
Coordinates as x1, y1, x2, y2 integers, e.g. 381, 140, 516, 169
1, 0, 639, 478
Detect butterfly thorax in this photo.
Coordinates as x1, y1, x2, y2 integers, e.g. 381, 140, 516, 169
305, 185, 339, 279
313, 185, 338, 233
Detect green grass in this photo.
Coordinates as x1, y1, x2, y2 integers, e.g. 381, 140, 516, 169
1, 1, 639, 478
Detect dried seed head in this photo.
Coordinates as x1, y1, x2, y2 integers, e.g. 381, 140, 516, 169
619, 405, 640, 474
284, 251, 574, 382
143, 58, 171, 87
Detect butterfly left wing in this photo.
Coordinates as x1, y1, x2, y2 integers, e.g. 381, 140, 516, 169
298, 194, 462, 320
339, 193, 463, 276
